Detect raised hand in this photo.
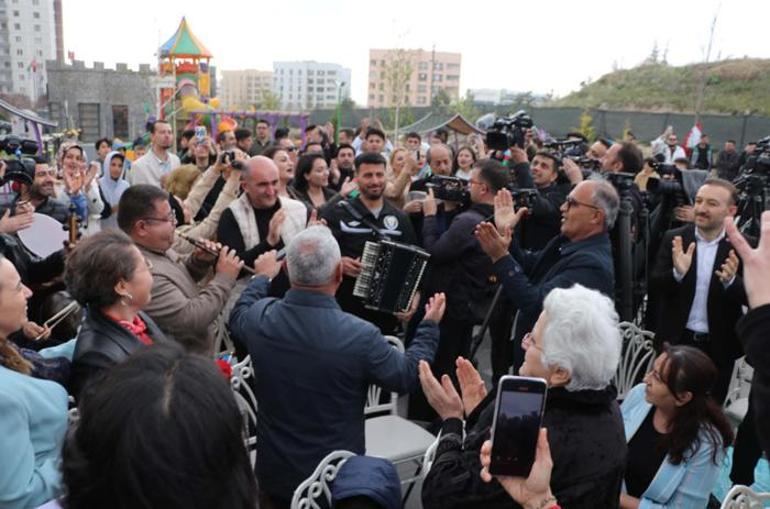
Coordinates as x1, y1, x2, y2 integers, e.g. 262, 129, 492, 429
475, 222, 512, 263
494, 189, 528, 233
267, 209, 287, 246
423, 292, 447, 323
418, 360, 463, 420
456, 357, 487, 416
672, 235, 695, 276
725, 213, 770, 308
715, 249, 739, 285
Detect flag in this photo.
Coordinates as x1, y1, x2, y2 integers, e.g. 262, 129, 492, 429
68, 51, 75, 61
684, 122, 703, 149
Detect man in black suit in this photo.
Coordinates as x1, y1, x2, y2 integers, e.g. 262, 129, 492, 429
650, 177, 747, 404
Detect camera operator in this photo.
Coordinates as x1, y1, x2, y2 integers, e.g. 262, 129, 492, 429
418, 159, 510, 389
509, 147, 581, 250
6, 155, 70, 225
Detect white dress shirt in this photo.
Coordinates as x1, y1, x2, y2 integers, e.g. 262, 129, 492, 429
673, 228, 732, 333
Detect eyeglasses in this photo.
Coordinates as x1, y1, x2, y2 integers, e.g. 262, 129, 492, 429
140, 213, 177, 225
285, 146, 297, 152
522, 332, 542, 351
564, 196, 601, 211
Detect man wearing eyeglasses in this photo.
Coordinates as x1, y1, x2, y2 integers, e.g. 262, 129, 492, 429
475, 179, 619, 372
118, 184, 244, 354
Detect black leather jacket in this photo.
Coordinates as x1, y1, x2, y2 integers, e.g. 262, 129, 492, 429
70, 307, 166, 399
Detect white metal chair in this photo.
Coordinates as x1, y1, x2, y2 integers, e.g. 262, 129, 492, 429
720, 484, 770, 508
230, 354, 258, 469
364, 335, 437, 485
723, 357, 754, 427
613, 321, 656, 400
290, 450, 355, 509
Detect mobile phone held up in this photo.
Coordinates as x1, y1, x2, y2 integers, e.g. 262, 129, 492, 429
489, 375, 547, 477
195, 126, 207, 142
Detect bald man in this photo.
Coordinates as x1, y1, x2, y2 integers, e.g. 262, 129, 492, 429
217, 156, 309, 268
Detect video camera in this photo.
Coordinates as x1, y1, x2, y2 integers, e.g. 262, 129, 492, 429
645, 161, 688, 205
735, 135, 770, 190
485, 111, 533, 151
542, 137, 600, 177
0, 134, 39, 186
221, 150, 245, 171
425, 175, 470, 204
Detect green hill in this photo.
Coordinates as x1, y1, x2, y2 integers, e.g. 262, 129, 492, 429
550, 58, 770, 116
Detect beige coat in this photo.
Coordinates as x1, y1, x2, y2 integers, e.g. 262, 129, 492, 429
138, 245, 236, 355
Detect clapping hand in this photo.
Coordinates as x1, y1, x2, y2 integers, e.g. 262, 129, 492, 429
494, 189, 528, 233
475, 222, 512, 263
267, 209, 287, 246
456, 357, 487, 416
715, 249, 739, 285
418, 359, 463, 420
725, 213, 770, 308
672, 235, 695, 276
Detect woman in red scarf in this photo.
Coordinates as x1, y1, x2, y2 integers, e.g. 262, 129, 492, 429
66, 229, 167, 399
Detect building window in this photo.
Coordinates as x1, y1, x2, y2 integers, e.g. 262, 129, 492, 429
34, 24, 41, 32
446, 74, 459, 81
368, 93, 375, 100
418, 84, 426, 93
33, 11, 39, 18
417, 96, 427, 105
433, 62, 443, 71
78, 103, 101, 141
418, 73, 427, 81
378, 83, 384, 91
419, 62, 428, 70
369, 83, 375, 90
370, 59, 376, 66
17, 62, 22, 68
112, 105, 129, 139
16, 49, 22, 55
433, 74, 443, 82
378, 94, 384, 102
13, 23, 20, 29
15, 36, 21, 42
12, 10, 18, 15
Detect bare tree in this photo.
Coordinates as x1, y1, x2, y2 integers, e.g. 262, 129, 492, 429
383, 48, 413, 141
694, 7, 720, 122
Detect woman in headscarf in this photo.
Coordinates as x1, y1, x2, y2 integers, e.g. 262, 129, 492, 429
98, 151, 130, 230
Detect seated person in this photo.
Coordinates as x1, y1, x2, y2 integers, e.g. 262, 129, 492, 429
65, 229, 167, 399
419, 284, 626, 509
620, 345, 733, 508
0, 254, 68, 508
59, 343, 258, 509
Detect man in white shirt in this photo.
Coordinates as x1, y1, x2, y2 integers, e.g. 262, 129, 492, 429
650, 178, 749, 403
128, 120, 180, 187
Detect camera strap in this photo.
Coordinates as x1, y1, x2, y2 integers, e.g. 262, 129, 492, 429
337, 200, 389, 240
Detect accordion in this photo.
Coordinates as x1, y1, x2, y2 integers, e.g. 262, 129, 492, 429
353, 240, 430, 314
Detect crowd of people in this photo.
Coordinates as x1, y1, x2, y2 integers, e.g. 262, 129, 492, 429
0, 114, 768, 509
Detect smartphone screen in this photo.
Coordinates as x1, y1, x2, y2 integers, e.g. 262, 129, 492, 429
489, 376, 547, 477
195, 126, 207, 142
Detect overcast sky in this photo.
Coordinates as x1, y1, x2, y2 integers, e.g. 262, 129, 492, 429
63, 0, 769, 104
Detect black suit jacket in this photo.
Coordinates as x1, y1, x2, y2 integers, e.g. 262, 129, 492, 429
650, 223, 748, 363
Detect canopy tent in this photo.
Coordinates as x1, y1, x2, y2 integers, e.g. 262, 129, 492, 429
397, 112, 485, 137
159, 17, 212, 59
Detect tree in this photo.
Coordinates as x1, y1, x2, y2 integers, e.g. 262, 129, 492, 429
383, 48, 414, 139
574, 109, 596, 141
260, 89, 280, 111
450, 90, 479, 121
432, 88, 452, 111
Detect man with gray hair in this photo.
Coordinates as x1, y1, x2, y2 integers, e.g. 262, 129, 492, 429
475, 180, 618, 372
419, 284, 626, 509
229, 226, 447, 507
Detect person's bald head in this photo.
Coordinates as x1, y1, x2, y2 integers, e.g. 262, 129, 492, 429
242, 156, 280, 209
427, 144, 452, 176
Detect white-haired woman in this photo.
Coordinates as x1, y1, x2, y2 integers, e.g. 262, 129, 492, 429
419, 284, 627, 509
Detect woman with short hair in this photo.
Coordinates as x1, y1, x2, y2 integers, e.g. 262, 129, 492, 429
620, 345, 733, 509
66, 229, 166, 398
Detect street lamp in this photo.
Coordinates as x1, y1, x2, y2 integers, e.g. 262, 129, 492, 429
334, 80, 345, 145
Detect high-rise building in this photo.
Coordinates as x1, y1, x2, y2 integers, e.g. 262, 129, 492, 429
220, 69, 273, 110
272, 61, 351, 111
367, 48, 461, 108
0, 0, 59, 101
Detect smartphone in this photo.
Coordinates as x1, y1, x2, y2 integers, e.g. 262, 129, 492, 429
489, 375, 547, 477
195, 126, 207, 142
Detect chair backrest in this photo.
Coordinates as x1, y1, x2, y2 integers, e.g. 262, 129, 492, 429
291, 450, 355, 509
720, 484, 770, 508
230, 354, 257, 469
364, 335, 404, 416
421, 432, 441, 478
613, 321, 656, 400
723, 357, 754, 410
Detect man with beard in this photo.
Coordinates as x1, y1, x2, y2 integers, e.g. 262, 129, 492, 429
321, 152, 418, 333
128, 120, 180, 187
9, 156, 70, 224
329, 143, 355, 191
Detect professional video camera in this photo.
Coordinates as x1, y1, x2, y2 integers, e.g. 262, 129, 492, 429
605, 171, 638, 195
543, 137, 600, 177
485, 110, 533, 151
645, 161, 688, 206
733, 135, 770, 236
425, 175, 470, 204
503, 186, 539, 211
0, 134, 38, 186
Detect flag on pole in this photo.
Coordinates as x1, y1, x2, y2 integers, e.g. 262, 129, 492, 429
684, 121, 703, 149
